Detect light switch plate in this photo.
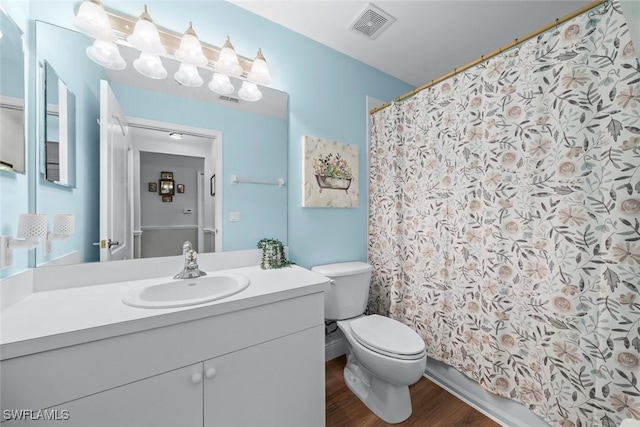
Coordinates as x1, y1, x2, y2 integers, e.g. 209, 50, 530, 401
229, 212, 240, 222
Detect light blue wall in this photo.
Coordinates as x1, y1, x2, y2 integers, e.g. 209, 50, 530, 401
100, 1, 413, 268
33, 20, 103, 266
2, 0, 412, 278
102, 1, 413, 267
1, 1, 30, 279
110, 83, 288, 251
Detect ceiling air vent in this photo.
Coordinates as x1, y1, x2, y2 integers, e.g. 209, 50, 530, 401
219, 95, 239, 103
350, 3, 395, 40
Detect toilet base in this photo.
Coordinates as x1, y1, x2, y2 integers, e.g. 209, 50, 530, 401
343, 361, 412, 424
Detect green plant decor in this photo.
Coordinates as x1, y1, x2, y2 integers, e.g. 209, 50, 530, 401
313, 153, 353, 179
257, 238, 293, 270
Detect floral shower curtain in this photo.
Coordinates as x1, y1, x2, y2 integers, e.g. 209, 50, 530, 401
368, 2, 640, 426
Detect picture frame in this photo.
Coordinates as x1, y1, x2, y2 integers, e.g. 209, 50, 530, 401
159, 179, 174, 195
177, 184, 185, 194
148, 182, 157, 192
160, 171, 173, 180
161, 195, 173, 202
302, 135, 359, 208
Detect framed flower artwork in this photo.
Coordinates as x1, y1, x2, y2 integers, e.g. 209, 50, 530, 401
302, 135, 358, 208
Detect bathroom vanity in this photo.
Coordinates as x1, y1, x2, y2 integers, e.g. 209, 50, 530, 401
0, 252, 328, 426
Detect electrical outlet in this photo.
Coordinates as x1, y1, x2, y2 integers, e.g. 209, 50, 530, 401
229, 212, 240, 222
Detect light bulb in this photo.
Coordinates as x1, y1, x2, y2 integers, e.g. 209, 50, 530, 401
133, 52, 167, 79
214, 36, 243, 77
208, 73, 235, 95
127, 5, 166, 55
86, 39, 126, 70
175, 22, 208, 67
174, 63, 203, 87
247, 49, 272, 85
238, 81, 262, 102
72, 0, 116, 42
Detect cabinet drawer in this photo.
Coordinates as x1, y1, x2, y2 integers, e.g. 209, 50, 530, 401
1, 292, 324, 412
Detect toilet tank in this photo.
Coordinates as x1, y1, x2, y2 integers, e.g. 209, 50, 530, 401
311, 261, 373, 320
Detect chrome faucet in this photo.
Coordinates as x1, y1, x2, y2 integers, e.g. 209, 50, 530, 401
174, 241, 207, 279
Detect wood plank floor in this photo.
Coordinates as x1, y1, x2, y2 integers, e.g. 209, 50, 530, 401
326, 355, 500, 427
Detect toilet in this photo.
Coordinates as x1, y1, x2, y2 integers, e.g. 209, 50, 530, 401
312, 261, 427, 424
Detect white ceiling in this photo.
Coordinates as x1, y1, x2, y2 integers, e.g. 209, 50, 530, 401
228, 0, 593, 87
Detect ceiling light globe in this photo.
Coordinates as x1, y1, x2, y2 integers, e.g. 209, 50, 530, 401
133, 52, 167, 79
86, 39, 126, 70
174, 63, 203, 88
72, 0, 116, 42
238, 81, 262, 102
208, 73, 235, 95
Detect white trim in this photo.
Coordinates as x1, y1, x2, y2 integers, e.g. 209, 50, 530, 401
325, 336, 346, 361
140, 225, 198, 231
424, 358, 548, 427
197, 170, 205, 253
0, 95, 25, 109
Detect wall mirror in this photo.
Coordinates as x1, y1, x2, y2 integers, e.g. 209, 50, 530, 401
30, 16, 288, 269
0, 9, 26, 174
43, 61, 76, 185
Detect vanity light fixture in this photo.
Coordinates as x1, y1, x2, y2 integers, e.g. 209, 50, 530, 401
0, 213, 48, 269
44, 214, 75, 256
238, 81, 262, 102
72, 0, 117, 42
73, 3, 272, 102
86, 39, 126, 70
247, 49, 272, 85
133, 52, 167, 80
174, 62, 203, 87
73, 0, 125, 70
127, 5, 166, 55
214, 36, 244, 77
208, 73, 235, 96
175, 22, 208, 67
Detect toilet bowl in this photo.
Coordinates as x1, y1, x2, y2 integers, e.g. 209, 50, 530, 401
311, 262, 427, 424
338, 315, 426, 423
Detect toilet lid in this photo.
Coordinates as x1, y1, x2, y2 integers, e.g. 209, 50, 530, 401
350, 315, 425, 359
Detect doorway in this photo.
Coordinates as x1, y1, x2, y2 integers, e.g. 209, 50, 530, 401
128, 118, 222, 258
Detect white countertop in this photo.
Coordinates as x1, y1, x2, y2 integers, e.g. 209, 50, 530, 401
1, 265, 329, 360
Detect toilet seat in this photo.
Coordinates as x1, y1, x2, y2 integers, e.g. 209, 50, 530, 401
350, 315, 426, 360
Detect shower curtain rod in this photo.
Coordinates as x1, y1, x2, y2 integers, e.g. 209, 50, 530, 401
370, 0, 606, 115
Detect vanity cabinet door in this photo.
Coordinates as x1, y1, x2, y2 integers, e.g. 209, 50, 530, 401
22, 363, 204, 427
203, 325, 325, 427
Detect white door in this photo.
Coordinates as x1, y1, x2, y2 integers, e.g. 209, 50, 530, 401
99, 80, 132, 261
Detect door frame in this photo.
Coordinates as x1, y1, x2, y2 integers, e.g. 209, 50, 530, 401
128, 117, 223, 254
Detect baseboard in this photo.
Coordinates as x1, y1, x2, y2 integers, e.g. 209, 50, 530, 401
424, 358, 548, 427
325, 336, 346, 361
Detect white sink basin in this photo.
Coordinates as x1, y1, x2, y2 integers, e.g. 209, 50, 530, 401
122, 273, 250, 309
